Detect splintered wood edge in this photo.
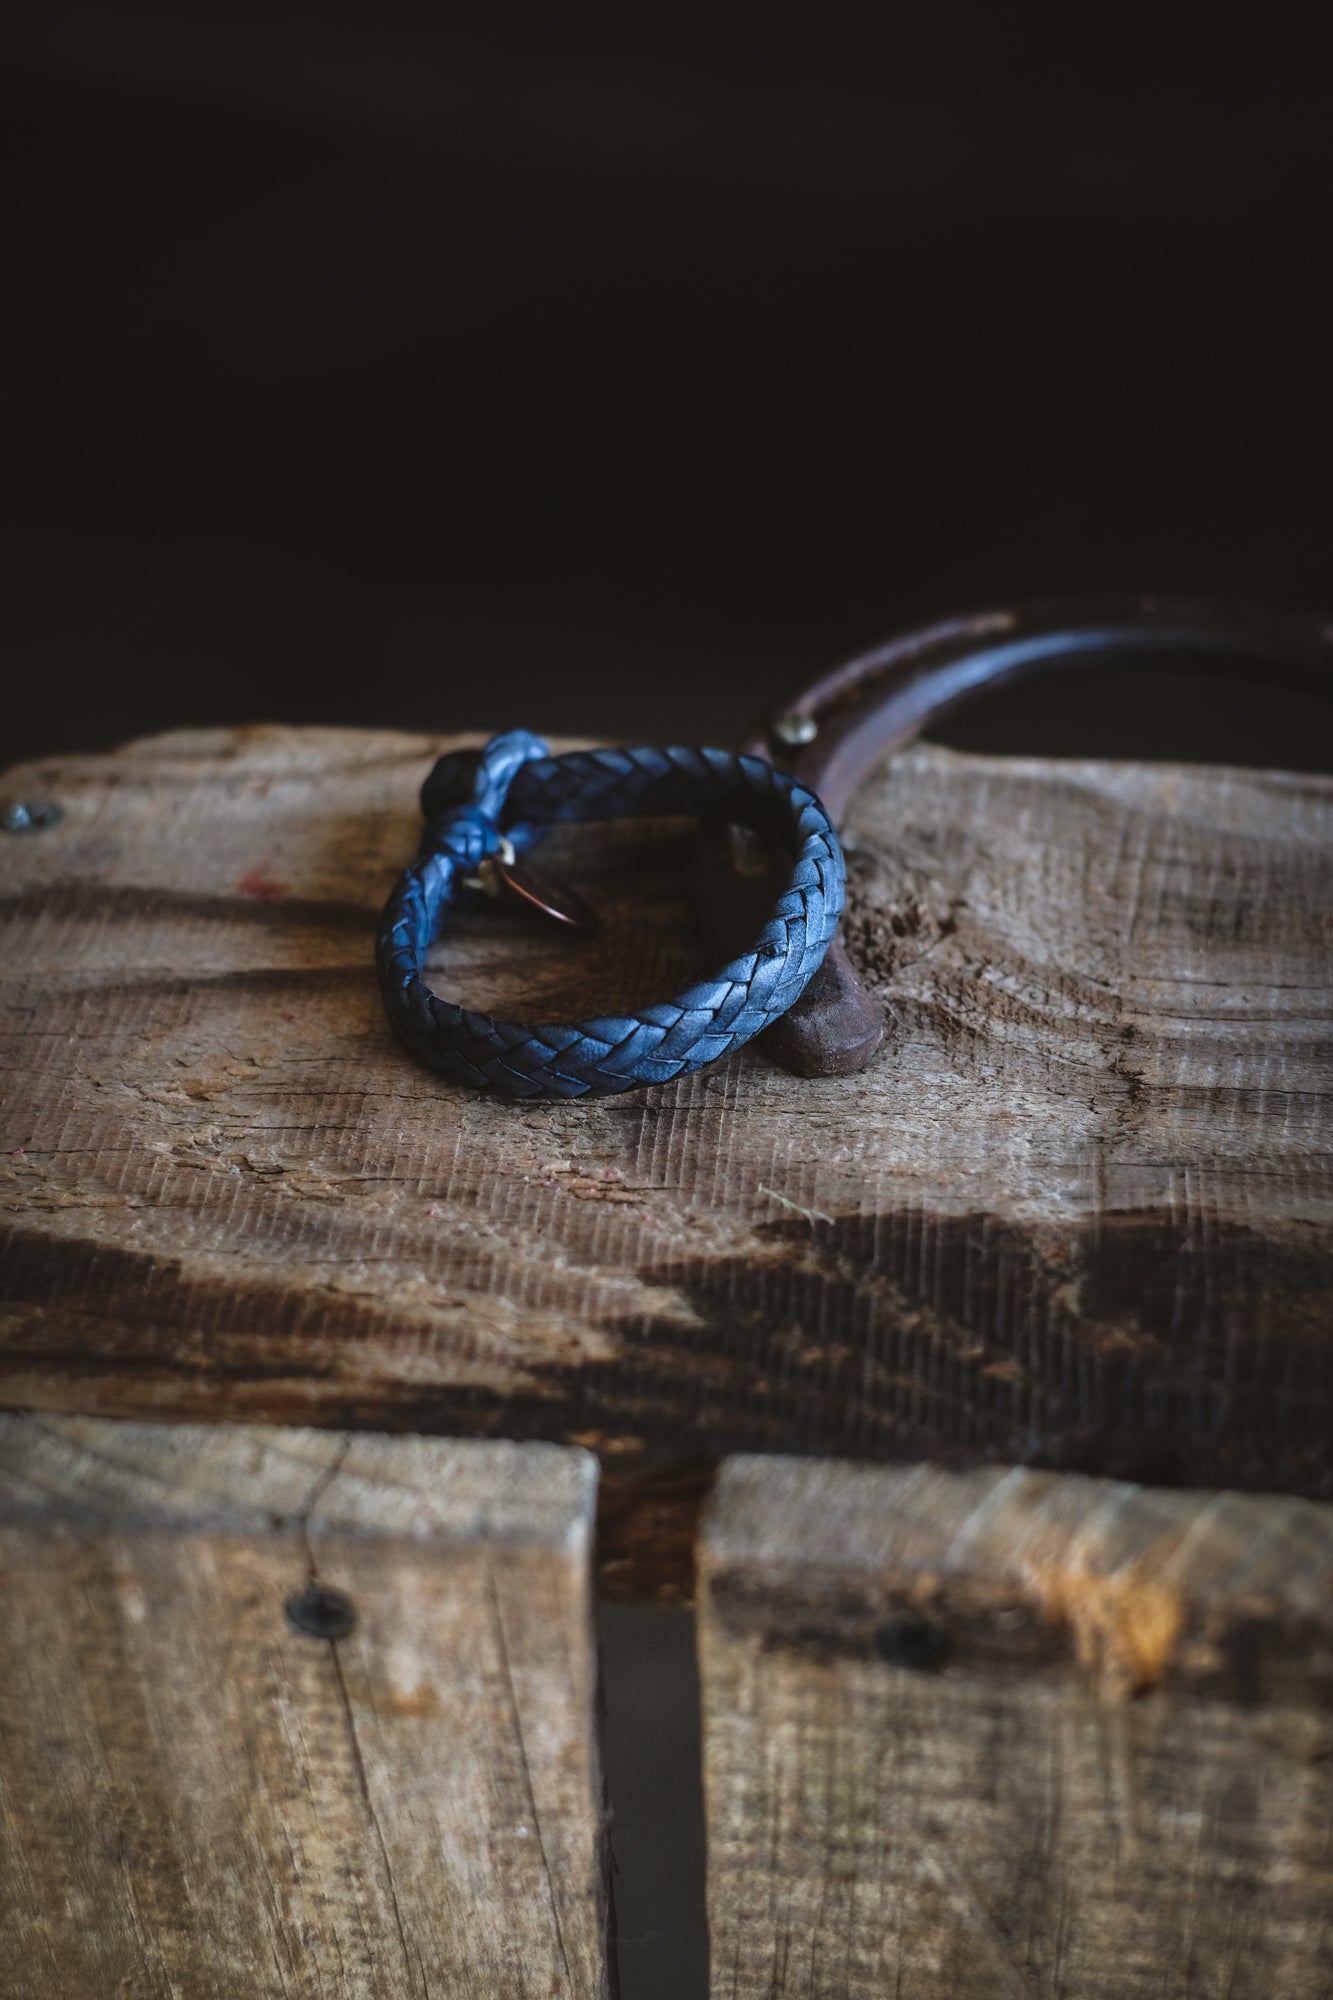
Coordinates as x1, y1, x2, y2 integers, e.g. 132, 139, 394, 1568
701, 1456, 1333, 1698
0, 1414, 596, 1551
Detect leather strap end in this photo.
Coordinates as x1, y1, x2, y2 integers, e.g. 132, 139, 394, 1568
758, 938, 884, 1076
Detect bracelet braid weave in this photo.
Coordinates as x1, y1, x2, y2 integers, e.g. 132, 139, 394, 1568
376, 730, 846, 1098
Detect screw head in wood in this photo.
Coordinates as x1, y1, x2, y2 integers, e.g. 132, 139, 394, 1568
285, 1584, 357, 1640
771, 711, 818, 749
1, 800, 63, 833
874, 1612, 949, 1672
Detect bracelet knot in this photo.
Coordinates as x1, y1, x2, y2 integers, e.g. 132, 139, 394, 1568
417, 729, 551, 869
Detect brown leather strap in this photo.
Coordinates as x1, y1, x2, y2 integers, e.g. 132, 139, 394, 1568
714, 596, 1333, 1077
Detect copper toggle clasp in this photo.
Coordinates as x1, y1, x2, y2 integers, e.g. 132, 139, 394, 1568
466, 840, 600, 934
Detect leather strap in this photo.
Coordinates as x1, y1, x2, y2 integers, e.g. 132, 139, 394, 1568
718, 596, 1333, 1078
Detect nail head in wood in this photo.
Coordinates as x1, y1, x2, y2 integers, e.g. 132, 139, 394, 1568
285, 1584, 357, 1640
873, 1611, 950, 1672
1, 799, 63, 833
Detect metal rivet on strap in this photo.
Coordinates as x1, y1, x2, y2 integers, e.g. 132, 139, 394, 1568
771, 712, 818, 749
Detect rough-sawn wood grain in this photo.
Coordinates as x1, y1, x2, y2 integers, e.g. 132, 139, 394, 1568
699, 1456, 1333, 1998
0, 1415, 608, 1999
1, 726, 1330, 1592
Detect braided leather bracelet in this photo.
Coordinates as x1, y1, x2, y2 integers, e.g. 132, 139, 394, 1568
376, 729, 845, 1097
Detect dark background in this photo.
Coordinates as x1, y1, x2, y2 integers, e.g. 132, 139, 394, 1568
3, 14, 1330, 1995
3, 3, 1332, 772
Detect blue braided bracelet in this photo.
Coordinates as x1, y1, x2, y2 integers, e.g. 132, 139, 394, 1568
376, 731, 846, 1098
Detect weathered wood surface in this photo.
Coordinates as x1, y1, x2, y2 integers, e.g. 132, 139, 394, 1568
699, 1455, 1333, 1998
0, 1416, 608, 1999
1, 727, 1330, 1593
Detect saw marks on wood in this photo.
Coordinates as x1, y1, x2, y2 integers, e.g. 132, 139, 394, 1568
1, 728, 1331, 1588
0, 1415, 608, 1999
699, 1455, 1333, 1999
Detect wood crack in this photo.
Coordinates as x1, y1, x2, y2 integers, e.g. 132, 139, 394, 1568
487, 1561, 577, 1997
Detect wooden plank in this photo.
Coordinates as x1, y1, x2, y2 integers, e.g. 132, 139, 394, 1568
699, 1455, 1333, 1998
2, 727, 1331, 1595
0, 1416, 608, 1999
